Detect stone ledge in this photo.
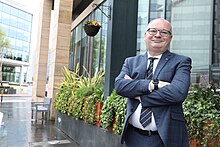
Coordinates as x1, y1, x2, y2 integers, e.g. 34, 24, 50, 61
55, 110, 125, 147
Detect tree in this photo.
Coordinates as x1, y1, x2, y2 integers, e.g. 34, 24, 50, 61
0, 28, 10, 83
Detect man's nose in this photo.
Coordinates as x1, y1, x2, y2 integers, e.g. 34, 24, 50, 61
154, 30, 161, 37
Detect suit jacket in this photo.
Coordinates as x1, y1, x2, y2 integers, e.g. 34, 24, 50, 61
115, 50, 192, 147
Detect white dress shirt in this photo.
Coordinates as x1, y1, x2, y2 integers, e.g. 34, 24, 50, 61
128, 52, 162, 131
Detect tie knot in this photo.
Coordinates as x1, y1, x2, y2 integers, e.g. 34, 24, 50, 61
148, 57, 157, 62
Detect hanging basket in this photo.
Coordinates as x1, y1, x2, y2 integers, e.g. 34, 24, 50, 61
84, 24, 101, 36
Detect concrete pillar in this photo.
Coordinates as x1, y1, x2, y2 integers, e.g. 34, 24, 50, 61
32, 0, 52, 99
19, 65, 24, 85
47, 0, 73, 119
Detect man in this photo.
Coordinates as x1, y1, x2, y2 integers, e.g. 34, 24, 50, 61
115, 18, 192, 147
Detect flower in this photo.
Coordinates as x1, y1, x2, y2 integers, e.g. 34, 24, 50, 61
84, 21, 101, 27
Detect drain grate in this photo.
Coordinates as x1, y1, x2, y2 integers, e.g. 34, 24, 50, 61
29, 139, 71, 146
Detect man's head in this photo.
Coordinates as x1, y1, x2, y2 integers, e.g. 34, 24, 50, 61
144, 18, 173, 56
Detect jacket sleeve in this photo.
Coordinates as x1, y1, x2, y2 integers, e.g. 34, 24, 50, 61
140, 57, 192, 107
115, 58, 151, 98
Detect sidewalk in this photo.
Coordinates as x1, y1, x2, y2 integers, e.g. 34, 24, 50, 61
0, 96, 80, 147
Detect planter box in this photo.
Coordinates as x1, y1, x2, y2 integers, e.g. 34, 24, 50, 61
55, 110, 125, 147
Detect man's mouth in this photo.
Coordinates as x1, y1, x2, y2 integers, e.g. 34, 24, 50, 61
152, 40, 162, 43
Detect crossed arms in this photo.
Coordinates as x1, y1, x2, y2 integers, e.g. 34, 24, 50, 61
115, 56, 192, 107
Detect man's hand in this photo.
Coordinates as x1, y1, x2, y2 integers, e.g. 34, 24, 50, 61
124, 74, 132, 80
158, 81, 170, 88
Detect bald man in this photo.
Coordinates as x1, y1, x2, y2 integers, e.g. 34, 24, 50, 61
115, 18, 191, 147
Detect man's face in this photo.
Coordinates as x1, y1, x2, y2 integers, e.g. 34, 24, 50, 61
144, 19, 172, 55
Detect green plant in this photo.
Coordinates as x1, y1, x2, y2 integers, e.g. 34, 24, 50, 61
83, 86, 104, 125
71, 86, 94, 119
70, 67, 104, 121
100, 91, 115, 129
55, 66, 79, 114
183, 85, 220, 146
83, 93, 97, 124
100, 90, 127, 135
55, 64, 105, 125
112, 95, 127, 134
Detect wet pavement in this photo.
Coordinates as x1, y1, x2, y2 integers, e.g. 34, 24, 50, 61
0, 96, 80, 147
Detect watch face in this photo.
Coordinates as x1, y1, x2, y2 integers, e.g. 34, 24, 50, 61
153, 79, 159, 84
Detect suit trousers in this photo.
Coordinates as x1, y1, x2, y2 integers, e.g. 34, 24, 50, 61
124, 124, 164, 147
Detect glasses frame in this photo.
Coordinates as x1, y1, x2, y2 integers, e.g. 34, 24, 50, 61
147, 28, 172, 37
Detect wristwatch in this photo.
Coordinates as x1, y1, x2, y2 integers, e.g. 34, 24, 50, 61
153, 79, 159, 90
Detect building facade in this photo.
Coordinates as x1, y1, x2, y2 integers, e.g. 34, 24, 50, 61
0, 0, 32, 85
69, 0, 220, 94
34, 0, 220, 117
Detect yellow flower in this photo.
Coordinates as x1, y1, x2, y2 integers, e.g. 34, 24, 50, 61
84, 21, 101, 27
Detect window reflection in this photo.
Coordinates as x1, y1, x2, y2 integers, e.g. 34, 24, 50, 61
170, 0, 212, 80
149, 0, 164, 20
137, 0, 150, 55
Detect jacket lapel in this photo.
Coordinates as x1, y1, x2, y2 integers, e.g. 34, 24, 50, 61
138, 53, 148, 79
153, 50, 173, 79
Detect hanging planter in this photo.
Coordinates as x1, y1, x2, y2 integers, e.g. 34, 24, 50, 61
84, 21, 101, 37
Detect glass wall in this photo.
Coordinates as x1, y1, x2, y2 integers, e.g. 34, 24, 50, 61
0, 2, 32, 83
137, 0, 213, 85
137, 0, 149, 55
2, 66, 20, 83
170, 0, 212, 84
69, 2, 108, 76
0, 2, 32, 62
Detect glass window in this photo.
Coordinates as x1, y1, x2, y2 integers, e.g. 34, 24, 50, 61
100, 8, 108, 72
69, 31, 75, 71
1, 12, 10, 25
16, 39, 23, 50
74, 24, 82, 69
137, 0, 213, 86
10, 7, 19, 17
2, 3, 10, 14
17, 19, 24, 30
137, 0, 150, 55
170, 0, 212, 75
9, 38, 16, 49
0, 2, 3, 11
24, 21, 32, 32
23, 31, 30, 42
149, 0, 164, 20
165, 0, 171, 21
8, 27, 17, 38
22, 52, 29, 62
92, 11, 102, 74
10, 15, 18, 28
22, 41, 29, 52
18, 10, 25, 19
1, 24, 9, 35
25, 13, 32, 22
71, 1, 108, 77
81, 36, 88, 73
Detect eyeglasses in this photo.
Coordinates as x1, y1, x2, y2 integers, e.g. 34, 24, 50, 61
147, 28, 172, 37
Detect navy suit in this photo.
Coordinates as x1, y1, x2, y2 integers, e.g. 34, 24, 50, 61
115, 50, 192, 147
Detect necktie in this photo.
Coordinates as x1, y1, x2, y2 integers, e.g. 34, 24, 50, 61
140, 57, 157, 128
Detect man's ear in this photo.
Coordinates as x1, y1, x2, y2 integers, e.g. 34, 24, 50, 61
170, 35, 173, 39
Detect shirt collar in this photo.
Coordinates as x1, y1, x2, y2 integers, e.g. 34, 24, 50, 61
147, 52, 162, 60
